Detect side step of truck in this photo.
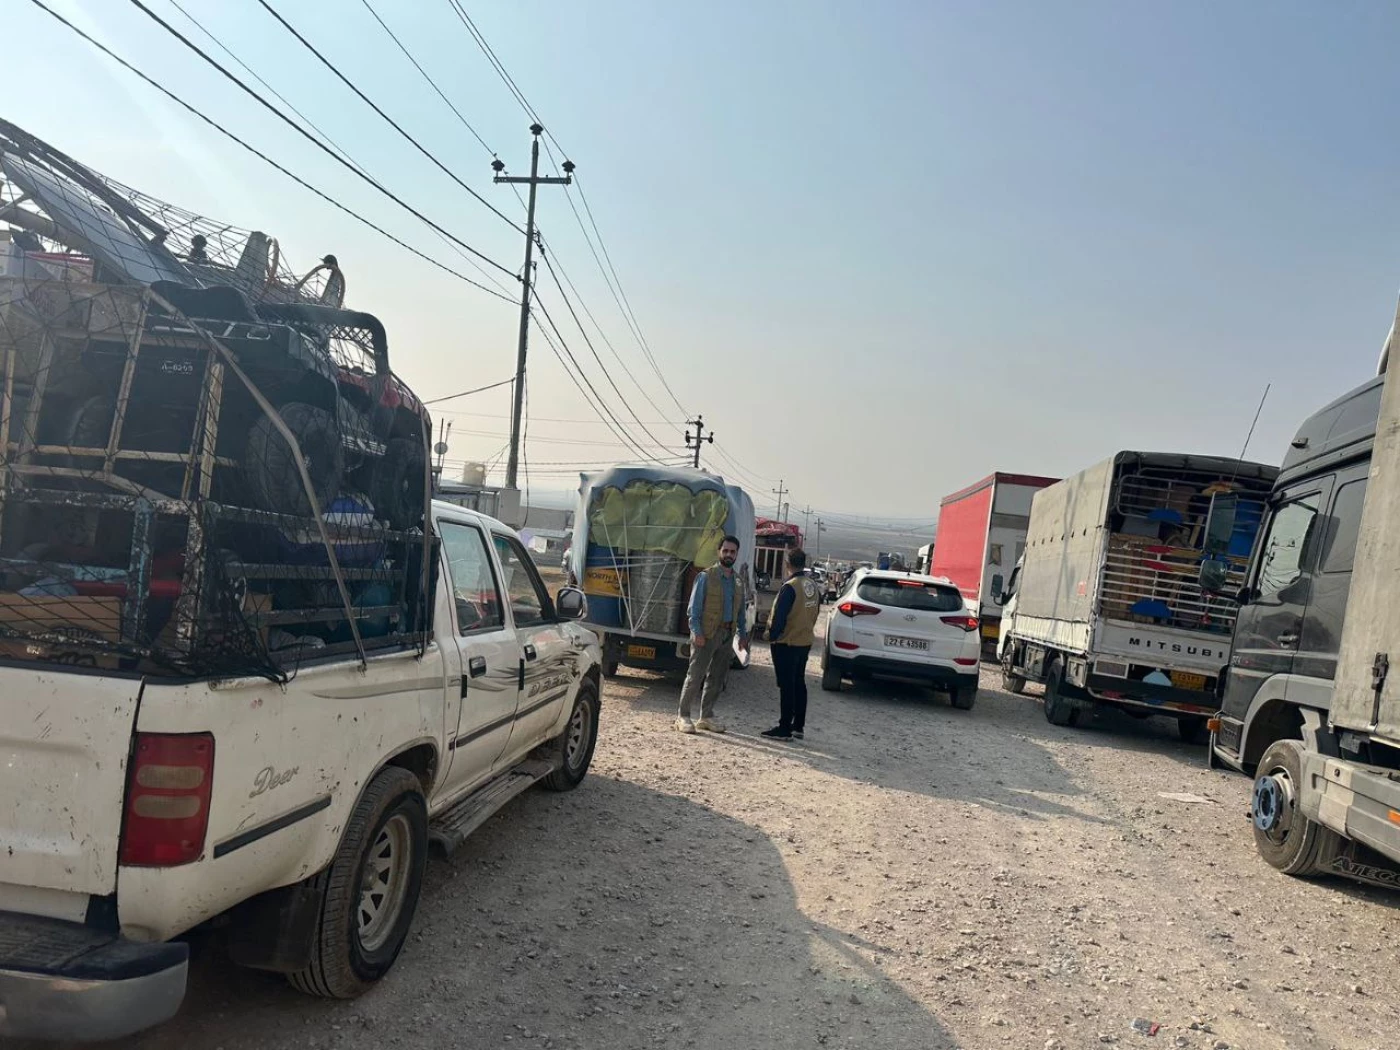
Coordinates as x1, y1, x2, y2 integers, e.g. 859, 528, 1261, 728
428, 759, 555, 856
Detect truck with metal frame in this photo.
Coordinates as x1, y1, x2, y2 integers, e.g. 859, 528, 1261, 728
996, 451, 1276, 738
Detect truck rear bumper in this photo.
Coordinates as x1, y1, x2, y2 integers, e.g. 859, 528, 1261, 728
1085, 674, 1216, 716
0, 911, 187, 1041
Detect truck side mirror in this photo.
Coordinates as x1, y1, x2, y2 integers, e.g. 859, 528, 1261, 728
1203, 494, 1240, 556
556, 587, 587, 620
990, 573, 1005, 605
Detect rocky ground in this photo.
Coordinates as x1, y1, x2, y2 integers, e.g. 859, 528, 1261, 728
57, 629, 1400, 1050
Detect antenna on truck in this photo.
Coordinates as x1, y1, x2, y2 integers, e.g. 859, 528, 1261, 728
1237, 383, 1271, 464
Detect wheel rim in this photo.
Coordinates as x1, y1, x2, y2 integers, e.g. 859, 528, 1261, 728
358, 813, 413, 952
1253, 769, 1294, 841
565, 697, 593, 773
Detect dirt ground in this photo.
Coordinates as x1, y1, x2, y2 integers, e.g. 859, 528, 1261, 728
55, 627, 1400, 1050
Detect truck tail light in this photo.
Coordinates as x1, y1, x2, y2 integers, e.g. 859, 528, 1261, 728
941, 615, 980, 632
838, 601, 881, 617
120, 733, 215, 867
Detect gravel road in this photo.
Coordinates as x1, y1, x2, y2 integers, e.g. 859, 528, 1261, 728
52, 629, 1400, 1050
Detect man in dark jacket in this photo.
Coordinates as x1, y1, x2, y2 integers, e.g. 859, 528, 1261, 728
762, 548, 820, 740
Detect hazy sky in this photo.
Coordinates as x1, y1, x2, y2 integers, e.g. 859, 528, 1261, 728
7, 1, 1400, 519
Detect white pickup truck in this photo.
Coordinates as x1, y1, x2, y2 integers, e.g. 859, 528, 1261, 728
0, 501, 602, 1041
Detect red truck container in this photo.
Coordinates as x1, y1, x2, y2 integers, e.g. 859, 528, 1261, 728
929, 472, 1059, 655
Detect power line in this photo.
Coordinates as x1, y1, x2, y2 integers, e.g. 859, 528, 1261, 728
529, 295, 666, 463
356, 0, 497, 159
538, 248, 675, 454
446, 1, 691, 416
164, 0, 516, 298
422, 377, 516, 406
30, 0, 515, 302
119, 0, 517, 279
253, 0, 524, 235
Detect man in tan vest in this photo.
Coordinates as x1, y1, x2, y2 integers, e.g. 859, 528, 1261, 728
762, 548, 820, 740
677, 534, 750, 734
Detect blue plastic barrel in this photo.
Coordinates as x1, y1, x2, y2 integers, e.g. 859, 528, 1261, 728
582, 544, 626, 628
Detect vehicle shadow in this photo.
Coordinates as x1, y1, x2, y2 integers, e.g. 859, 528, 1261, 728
58, 778, 956, 1050
607, 650, 1116, 828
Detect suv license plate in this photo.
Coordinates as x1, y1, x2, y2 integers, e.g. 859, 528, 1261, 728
884, 635, 928, 651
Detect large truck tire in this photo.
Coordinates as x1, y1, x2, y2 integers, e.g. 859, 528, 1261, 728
1178, 715, 1209, 745
288, 767, 427, 998
244, 402, 343, 519
1043, 661, 1080, 727
1252, 739, 1343, 877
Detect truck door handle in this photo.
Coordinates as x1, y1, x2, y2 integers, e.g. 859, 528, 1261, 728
523, 644, 538, 661
461, 657, 487, 697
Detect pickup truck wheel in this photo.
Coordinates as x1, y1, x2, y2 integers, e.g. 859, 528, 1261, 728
244, 402, 344, 519
1043, 662, 1080, 727
1252, 739, 1342, 877
543, 679, 600, 791
288, 767, 427, 999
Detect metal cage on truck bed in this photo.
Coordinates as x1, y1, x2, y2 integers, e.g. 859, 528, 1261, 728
0, 122, 433, 680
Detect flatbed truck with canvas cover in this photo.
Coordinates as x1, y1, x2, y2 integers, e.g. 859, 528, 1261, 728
997, 451, 1276, 738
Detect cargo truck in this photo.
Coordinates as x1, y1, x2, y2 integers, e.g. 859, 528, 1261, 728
996, 453, 1276, 738
929, 473, 1058, 656
1210, 308, 1400, 888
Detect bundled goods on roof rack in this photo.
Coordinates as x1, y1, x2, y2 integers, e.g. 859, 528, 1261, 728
0, 120, 432, 680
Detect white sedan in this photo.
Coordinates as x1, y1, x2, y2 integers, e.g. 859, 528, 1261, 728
820, 570, 981, 709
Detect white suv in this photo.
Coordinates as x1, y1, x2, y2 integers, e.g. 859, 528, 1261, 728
821, 571, 981, 708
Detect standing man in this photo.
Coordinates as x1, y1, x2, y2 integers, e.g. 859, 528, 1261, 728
762, 548, 820, 740
677, 534, 750, 734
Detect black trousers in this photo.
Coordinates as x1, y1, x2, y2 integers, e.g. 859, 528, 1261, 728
771, 643, 811, 731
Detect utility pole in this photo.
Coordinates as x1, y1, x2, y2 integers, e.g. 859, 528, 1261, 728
801, 504, 812, 542
494, 124, 573, 492
684, 416, 713, 469
782, 501, 790, 524
771, 479, 787, 520
815, 518, 826, 563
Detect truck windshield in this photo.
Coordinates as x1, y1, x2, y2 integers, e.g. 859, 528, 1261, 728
858, 579, 963, 612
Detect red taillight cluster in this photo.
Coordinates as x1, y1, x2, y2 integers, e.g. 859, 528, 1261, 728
120, 733, 215, 867
941, 615, 980, 633
838, 601, 882, 617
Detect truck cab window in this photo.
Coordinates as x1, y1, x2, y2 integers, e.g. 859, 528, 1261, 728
439, 522, 503, 633
1321, 479, 1367, 574
493, 535, 552, 627
1256, 496, 1321, 599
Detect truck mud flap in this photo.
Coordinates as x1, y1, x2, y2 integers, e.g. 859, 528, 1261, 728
1326, 841, 1400, 890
